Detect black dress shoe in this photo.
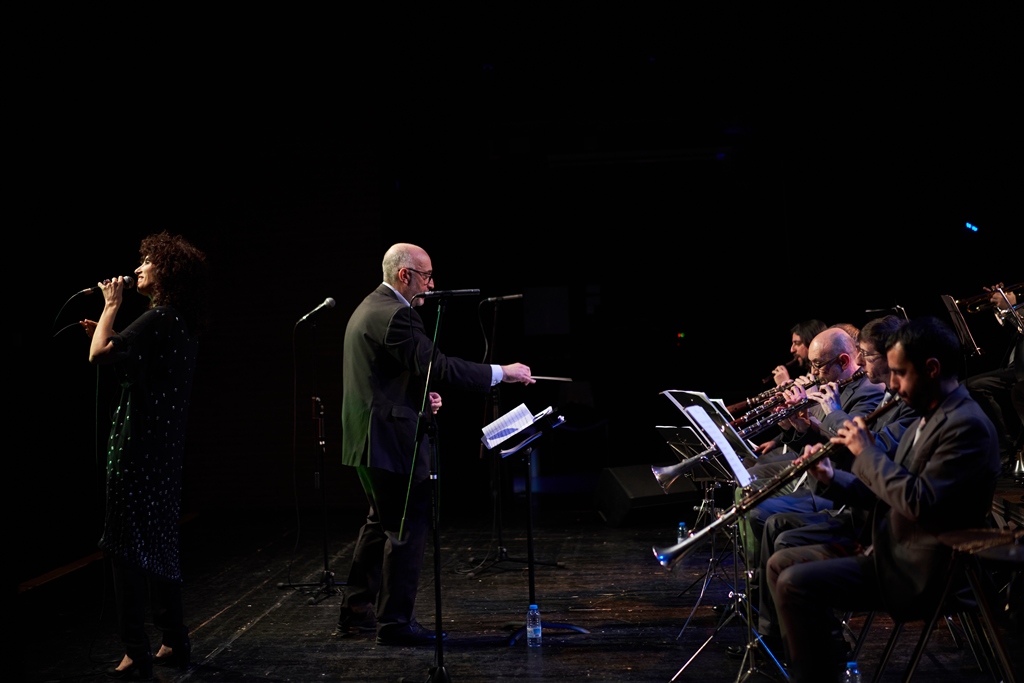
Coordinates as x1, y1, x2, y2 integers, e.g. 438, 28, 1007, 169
106, 652, 153, 681
154, 635, 191, 670
338, 606, 377, 635
376, 621, 447, 646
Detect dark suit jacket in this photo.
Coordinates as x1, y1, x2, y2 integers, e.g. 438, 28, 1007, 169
824, 384, 1000, 621
342, 284, 493, 478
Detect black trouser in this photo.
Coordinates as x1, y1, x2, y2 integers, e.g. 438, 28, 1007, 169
342, 466, 432, 631
110, 556, 187, 659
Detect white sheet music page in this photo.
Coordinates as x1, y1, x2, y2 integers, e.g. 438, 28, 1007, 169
684, 405, 752, 487
481, 403, 548, 450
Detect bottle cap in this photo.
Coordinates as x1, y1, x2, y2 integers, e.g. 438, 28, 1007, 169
529, 604, 538, 609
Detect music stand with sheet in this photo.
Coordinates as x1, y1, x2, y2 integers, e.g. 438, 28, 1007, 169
656, 390, 788, 682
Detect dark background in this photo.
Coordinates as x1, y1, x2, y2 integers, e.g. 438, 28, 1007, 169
14, 9, 1021, 584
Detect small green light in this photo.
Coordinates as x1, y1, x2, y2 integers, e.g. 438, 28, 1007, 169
677, 332, 685, 339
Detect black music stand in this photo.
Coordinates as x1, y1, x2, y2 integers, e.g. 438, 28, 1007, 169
657, 391, 788, 682
655, 424, 739, 638
484, 409, 590, 646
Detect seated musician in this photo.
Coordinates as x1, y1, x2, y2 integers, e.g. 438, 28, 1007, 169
750, 315, 920, 654
737, 326, 884, 566
769, 316, 1000, 683
771, 319, 828, 387
753, 326, 879, 462
965, 284, 1021, 469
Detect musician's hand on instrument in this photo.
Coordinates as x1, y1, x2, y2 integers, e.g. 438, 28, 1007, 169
830, 417, 871, 457
809, 382, 841, 415
782, 384, 806, 406
793, 444, 818, 467
429, 391, 442, 414
794, 373, 814, 387
773, 365, 791, 387
754, 439, 778, 455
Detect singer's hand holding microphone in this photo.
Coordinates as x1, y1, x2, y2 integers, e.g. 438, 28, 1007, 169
80, 276, 134, 337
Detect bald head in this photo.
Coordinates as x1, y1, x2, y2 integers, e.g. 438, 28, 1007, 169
383, 243, 433, 305
807, 327, 859, 381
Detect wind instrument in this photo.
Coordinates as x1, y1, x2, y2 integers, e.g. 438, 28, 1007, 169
653, 394, 901, 568
760, 357, 800, 384
653, 369, 866, 492
957, 282, 1023, 314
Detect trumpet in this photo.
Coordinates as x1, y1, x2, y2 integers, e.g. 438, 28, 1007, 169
653, 370, 865, 492
653, 396, 901, 568
957, 282, 1023, 314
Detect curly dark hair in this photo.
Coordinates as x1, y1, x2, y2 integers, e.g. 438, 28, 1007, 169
139, 231, 210, 335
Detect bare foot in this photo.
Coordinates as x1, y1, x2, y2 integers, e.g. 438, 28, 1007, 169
115, 654, 133, 671
155, 644, 173, 658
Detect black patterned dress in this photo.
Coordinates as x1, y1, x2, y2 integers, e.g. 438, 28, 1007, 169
98, 305, 198, 583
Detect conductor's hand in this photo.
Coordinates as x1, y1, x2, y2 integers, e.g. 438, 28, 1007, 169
830, 416, 873, 458
80, 319, 98, 338
429, 392, 442, 414
501, 363, 535, 385
795, 443, 834, 485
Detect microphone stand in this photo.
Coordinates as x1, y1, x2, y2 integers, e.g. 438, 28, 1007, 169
402, 296, 452, 683
278, 317, 343, 603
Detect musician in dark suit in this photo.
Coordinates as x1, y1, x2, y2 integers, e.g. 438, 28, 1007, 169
738, 326, 885, 564
337, 243, 535, 646
752, 315, 919, 651
771, 316, 1000, 683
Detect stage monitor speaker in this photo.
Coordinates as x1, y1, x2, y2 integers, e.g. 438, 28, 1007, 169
596, 464, 700, 526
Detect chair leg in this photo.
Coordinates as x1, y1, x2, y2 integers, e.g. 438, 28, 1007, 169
902, 613, 943, 683
851, 610, 875, 661
871, 621, 902, 683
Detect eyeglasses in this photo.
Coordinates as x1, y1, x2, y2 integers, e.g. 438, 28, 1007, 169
406, 268, 434, 282
809, 355, 840, 371
858, 347, 881, 361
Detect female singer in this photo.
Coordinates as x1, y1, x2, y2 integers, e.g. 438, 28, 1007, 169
82, 231, 208, 680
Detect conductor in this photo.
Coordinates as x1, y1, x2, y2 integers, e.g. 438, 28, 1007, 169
337, 242, 534, 646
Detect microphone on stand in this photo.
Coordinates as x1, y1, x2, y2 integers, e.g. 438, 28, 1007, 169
79, 276, 135, 295
485, 293, 523, 303
413, 289, 481, 300
297, 297, 336, 324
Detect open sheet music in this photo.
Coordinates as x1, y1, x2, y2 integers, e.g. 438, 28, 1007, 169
481, 403, 553, 450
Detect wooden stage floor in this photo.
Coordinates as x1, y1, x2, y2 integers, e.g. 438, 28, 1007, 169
18, 477, 1024, 683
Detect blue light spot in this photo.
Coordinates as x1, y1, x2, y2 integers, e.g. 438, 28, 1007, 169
966, 222, 979, 232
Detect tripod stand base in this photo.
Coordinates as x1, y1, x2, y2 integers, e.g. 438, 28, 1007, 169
508, 621, 590, 646
400, 665, 452, 683
277, 570, 345, 605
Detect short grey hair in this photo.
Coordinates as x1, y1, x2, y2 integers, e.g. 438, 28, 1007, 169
382, 243, 417, 285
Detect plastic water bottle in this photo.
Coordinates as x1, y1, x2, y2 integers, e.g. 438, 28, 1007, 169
842, 661, 862, 683
677, 522, 689, 544
526, 604, 542, 647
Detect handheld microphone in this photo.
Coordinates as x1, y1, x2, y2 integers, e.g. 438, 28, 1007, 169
485, 293, 523, 303
413, 289, 481, 299
297, 297, 336, 323
80, 276, 135, 295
